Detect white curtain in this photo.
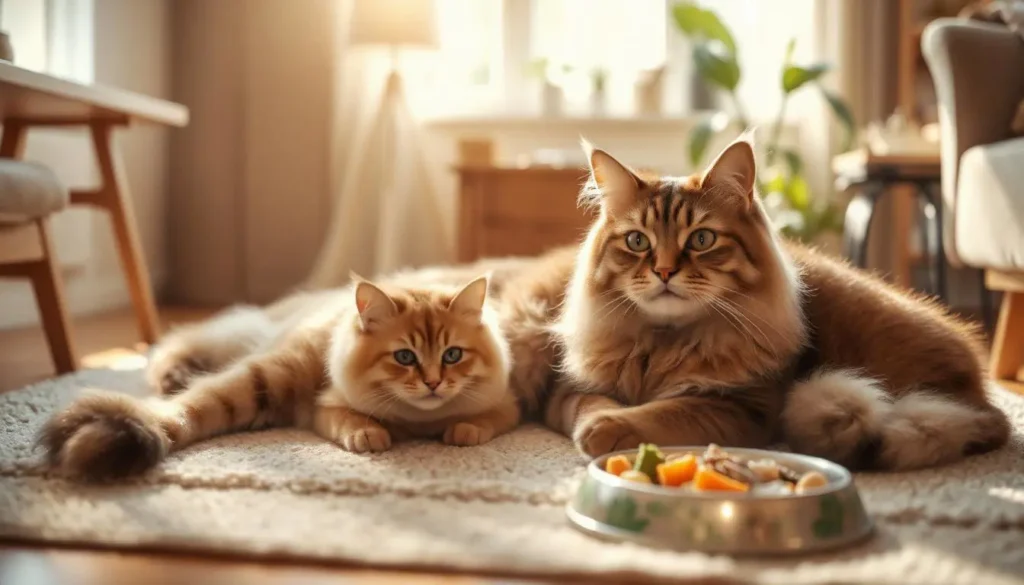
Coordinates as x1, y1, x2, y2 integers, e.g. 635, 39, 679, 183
305, 1, 454, 288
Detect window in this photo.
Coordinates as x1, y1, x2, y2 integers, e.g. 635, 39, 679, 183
0, 0, 93, 82
1, 0, 49, 72
530, 0, 666, 76
416, 0, 818, 121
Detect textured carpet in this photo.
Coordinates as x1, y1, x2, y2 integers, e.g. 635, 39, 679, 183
1, 368, 1023, 584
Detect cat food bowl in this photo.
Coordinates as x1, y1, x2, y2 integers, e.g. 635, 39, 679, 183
566, 445, 873, 555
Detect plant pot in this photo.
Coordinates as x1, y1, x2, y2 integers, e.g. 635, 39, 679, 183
590, 88, 607, 116
542, 81, 563, 117
689, 71, 715, 111
0, 31, 14, 63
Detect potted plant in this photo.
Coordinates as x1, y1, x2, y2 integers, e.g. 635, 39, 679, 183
672, 2, 855, 245
527, 57, 570, 117
590, 68, 608, 116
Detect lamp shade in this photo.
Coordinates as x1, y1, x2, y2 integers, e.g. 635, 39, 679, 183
350, 0, 439, 48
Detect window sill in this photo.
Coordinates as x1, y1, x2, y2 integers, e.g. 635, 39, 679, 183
422, 112, 714, 133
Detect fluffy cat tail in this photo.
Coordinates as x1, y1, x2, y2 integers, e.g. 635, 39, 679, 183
781, 370, 1010, 471
39, 390, 172, 482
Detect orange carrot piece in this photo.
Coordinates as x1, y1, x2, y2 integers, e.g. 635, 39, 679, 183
655, 454, 698, 487
605, 455, 632, 477
694, 467, 750, 492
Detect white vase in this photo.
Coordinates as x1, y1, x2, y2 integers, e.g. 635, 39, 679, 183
590, 88, 607, 117
541, 81, 563, 117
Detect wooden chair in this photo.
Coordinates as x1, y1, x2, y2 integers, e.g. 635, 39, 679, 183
0, 158, 76, 373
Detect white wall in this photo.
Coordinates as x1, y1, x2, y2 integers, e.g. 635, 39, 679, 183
0, 0, 172, 329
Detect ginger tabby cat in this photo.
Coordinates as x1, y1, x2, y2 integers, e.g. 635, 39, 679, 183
541, 138, 1009, 471
41, 275, 520, 481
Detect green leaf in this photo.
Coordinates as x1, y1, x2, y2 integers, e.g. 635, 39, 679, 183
693, 43, 740, 91
525, 57, 548, 79
782, 63, 830, 93
689, 118, 714, 168
820, 88, 856, 151
785, 175, 810, 211
783, 149, 803, 176
783, 38, 796, 66
672, 2, 737, 55
689, 114, 731, 167
765, 173, 787, 196
818, 203, 845, 233
606, 497, 649, 533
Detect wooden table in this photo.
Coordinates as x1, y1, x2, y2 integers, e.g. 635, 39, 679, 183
0, 61, 189, 344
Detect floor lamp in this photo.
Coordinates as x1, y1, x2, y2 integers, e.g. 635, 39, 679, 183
340, 0, 450, 278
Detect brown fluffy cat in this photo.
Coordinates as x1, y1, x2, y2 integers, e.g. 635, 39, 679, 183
542, 138, 1010, 471
40, 276, 519, 481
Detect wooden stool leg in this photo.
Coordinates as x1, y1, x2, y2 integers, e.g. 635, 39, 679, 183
0, 120, 27, 158
990, 291, 1024, 383
28, 220, 78, 373
90, 122, 161, 343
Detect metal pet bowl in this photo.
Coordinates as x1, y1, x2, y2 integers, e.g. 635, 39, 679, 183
567, 447, 873, 555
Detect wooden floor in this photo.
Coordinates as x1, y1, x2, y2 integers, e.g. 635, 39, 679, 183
0, 307, 548, 585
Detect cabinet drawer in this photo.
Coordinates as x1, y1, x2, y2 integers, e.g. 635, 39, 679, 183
479, 170, 588, 225
457, 167, 598, 261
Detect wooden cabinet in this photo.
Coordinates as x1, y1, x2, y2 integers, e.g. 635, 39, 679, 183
455, 166, 596, 261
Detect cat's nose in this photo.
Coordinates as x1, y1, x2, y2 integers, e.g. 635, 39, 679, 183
654, 267, 678, 283
424, 380, 441, 392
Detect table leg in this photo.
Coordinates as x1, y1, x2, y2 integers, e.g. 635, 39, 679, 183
842, 182, 881, 268
0, 121, 26, 158
978, 271, 994, 334
915, 181, 947, 302
89, 121, 161, 343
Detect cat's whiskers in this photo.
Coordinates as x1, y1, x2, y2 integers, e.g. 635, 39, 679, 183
703, 296, 779, 357
691, 281, 788, 342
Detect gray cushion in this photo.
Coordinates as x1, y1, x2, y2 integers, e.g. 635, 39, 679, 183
0, 159, 68, 223
955, 137, 1024, 271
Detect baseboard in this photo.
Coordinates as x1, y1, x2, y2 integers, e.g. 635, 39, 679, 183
0, 270, 167, 330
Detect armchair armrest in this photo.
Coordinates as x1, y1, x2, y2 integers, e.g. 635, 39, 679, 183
922, 18, 1024, 265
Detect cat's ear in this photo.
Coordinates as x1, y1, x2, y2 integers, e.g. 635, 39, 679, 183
582, 139, 642, 217
354, 281, 397, 331
700, 137, 756, 205
448, 276, 488, 319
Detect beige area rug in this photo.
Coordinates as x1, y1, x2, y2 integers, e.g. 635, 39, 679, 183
1, 369, 1024, 584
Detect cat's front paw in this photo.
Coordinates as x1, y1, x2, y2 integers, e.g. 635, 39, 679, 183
337, 426, 392, 453
443, 422, 494, 447
574, 412, 640, 458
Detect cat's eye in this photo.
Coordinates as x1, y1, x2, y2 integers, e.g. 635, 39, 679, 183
625, 231, 651, 252
393, 349, 417, 366
442, 347, 463, 365
688, 229, 717, 251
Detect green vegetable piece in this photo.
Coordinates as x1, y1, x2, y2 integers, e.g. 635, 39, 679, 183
632, 443, 665, 481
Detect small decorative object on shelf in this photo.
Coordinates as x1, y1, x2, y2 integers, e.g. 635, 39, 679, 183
0, 32, 12, 63
634, 66, 666, 116
0, 0, 13, 63
864, 108, 940, 156
541, 80, 563, 117
590, 69, 608, 116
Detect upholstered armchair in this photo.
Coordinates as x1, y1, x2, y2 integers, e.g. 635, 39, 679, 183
923, 18, 1024, 391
